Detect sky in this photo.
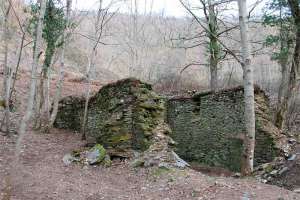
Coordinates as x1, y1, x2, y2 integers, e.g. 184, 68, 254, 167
72, 0, 265, 17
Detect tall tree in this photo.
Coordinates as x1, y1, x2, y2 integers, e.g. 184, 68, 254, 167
264, 0, 300, 129
263, 0, 295, 129
1, 0, 12, 134
16, 0, 47, 155
178, 0, 236, 92
238, 0, 256, 175
47, 0, 72, 130
28, 0, 66, 129
284, 0, 300, 128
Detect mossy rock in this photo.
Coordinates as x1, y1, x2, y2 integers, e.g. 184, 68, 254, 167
86, 144, 107, 165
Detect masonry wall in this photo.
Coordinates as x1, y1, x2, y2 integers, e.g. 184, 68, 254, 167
55, 80, 283, 172
167, 87, 280, 172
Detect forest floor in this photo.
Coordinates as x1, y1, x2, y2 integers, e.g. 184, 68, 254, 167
1, 130, 300, 200
0, 72, 300, 200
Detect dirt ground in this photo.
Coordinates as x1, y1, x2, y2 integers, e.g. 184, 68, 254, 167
0, 129, 300, 200
1, 72, 300, 200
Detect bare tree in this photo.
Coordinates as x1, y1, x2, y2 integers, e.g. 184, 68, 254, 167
16, 0, 47, 155
238, 0, 256, 175
47, 0, 72, 130
0, 0, 12, 134
178, 0, 238, 92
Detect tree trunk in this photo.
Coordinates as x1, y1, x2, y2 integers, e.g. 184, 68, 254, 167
275, 61, 290, 129
81, 0, 106, 140
278, 0, 300, 130
81, 50, 96, 140
16, 0, 47, 155
238, 0, 256, 175
1, 1, 12, 134
10, 32, 25, 103
208, 0, 219, 92
47, 0, 72, 129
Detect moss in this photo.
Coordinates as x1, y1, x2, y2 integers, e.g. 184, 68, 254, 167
91, 144, 107, 163
71, 150, 81, 157
108, 133, 132, 144
139, 102, 165, 111
103, 155, 112, 167
0, 99, 5, 108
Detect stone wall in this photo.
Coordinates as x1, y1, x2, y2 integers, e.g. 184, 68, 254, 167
55, 78, 167, 158
167, 87, 284, 172
55, 79, 285, 171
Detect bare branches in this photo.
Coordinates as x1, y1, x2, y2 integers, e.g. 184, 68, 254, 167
179, 0, 243, 64
180, 62, 208, 73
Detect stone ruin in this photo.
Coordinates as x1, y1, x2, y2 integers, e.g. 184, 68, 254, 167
167, 87, 286, 172
55, 78, 188, 168
55, 78, 286, 171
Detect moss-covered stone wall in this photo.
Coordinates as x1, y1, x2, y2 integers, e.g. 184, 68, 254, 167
167, 87, 280, 172
55, 79, 284, 172
55, 78, 166, 158
54, 96, 85, 131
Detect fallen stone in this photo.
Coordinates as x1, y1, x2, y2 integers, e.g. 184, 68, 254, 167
288, 154, 297, 161
288, 138, 297, 144
172, 151, 190, 168
278, 167, 289, 175
270, 170, 278, 175
293, 188, 300, 193
63, 153, 79, 165
86, 144, 107, 165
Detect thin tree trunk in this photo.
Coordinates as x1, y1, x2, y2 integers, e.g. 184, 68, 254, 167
34, 69, 46, 129
275, 61, 290, 129
81, 50, 96, 140
1, 2, 12, 134
210, 56, 218, 92
16, 0, 47, 155
9, 32, 25, 102
208, 0, 219, 92
81, 0, 105, 140
238, 0, 256, 175
47, 0, 72, 129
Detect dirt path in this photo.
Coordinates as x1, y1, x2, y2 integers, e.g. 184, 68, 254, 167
1, 129, 300, 200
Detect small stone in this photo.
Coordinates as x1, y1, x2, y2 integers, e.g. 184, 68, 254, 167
242, 192, 250, 200
293, 188, 300, 193
261, 179, 268, 183
82, 165, 89, 170
270, 170, 278, 175
278, 167, 289, 175
288, 138, 297, 144
63, 153, 79, 165
172, 151, 190, 168
288, 154, 296, 161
